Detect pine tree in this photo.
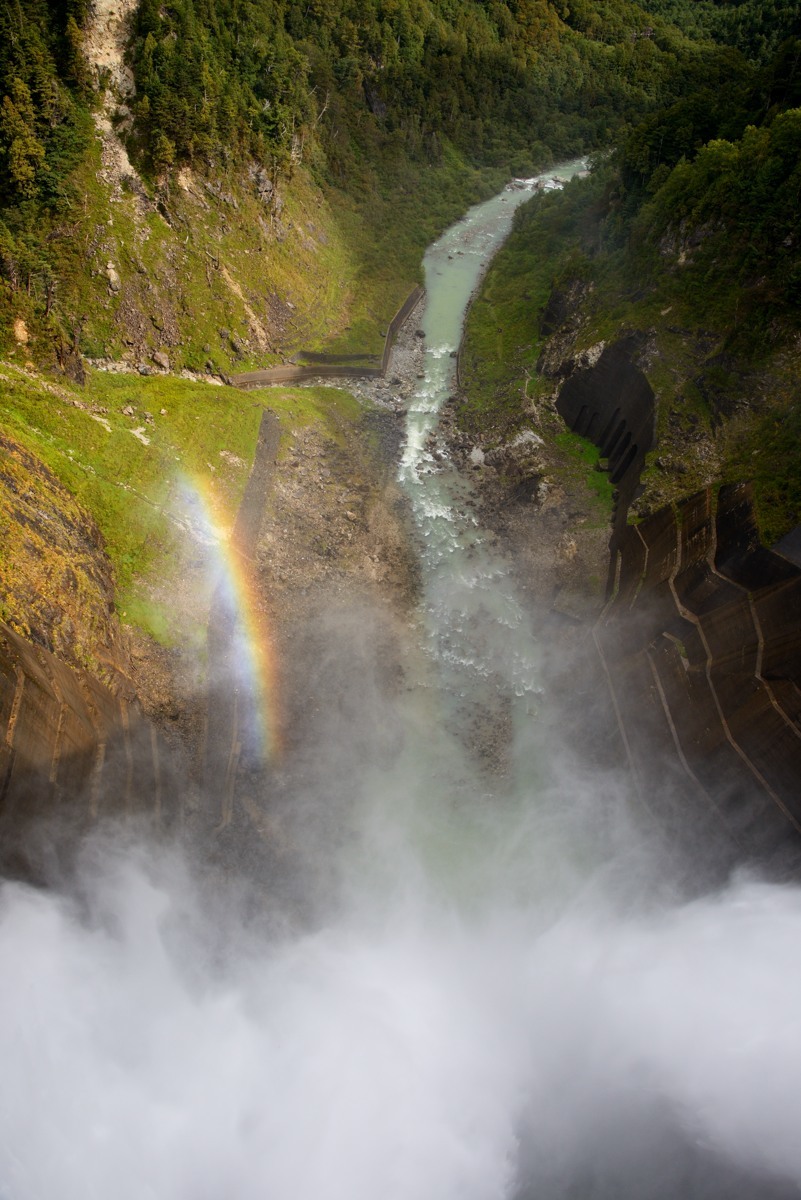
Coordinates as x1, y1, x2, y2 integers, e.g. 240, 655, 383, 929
0, 78, 46, 198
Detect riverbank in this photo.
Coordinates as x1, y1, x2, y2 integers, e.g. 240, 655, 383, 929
438, 387, 610, 626
432, 378, 623, 788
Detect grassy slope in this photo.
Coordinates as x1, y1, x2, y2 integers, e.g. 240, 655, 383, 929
0, 360, 359, 645
458, 175, 600, 438
554, 428, 617, 523
12, 141, 358, 371
316, 143, 505, 356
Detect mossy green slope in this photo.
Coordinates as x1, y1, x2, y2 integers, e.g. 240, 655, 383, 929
0, 360, 361, 646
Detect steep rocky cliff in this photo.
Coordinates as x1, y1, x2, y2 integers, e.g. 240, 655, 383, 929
0, 424, 186, 874
0, 619, 181, 879
0, 430, 131, 688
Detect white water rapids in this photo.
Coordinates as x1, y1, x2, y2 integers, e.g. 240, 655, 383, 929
2, 165, 801, 1200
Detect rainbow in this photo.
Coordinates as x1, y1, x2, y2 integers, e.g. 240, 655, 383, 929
179, 474, 283, 765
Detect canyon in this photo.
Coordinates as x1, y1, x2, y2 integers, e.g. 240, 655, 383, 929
1, 172, 801, 1200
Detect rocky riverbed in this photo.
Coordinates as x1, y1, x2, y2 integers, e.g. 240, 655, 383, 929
436, 387, 611, 627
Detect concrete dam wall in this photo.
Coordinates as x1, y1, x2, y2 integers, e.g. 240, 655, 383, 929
0, 620, 180, 876
552, 336, 801, 866
596, 485, 801, 865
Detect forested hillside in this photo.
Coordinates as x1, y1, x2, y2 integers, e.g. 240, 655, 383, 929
125, 0, 707, 174
1, 0, 779, 369
460, 12, 801, 546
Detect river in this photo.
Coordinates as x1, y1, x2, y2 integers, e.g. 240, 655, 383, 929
399, 158, 586, 790
1, 166, 801, 1200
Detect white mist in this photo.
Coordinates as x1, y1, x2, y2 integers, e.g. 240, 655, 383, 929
1, 834, 801, 1199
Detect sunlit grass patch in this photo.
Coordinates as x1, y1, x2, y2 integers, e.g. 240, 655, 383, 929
0, 363, 364, 642
554, 429, 615, 522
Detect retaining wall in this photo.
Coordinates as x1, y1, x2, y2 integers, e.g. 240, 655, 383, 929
231, 286, 425, 389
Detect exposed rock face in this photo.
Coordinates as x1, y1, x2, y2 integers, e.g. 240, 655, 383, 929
452, 295, 801, 868
0, 433, 132, 692
0, 435, 189, 873
82, 0, 138, 97
441, 405, 610, 624
550, 334, 656, 553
